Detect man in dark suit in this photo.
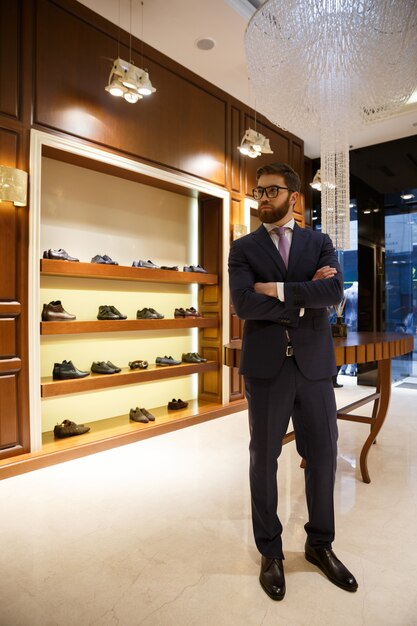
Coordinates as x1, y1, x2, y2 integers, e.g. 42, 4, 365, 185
228, 162, 358, 600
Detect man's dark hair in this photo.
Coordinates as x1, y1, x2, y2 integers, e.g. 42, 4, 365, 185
256, 162, 301, 193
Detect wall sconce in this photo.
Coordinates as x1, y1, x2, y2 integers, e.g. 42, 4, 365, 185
237, 128, 273, 158
0, 165, 28, 206
105, 57, 156, 103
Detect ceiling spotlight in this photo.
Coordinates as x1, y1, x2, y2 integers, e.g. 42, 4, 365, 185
105, 58, 156, 104
237, 128, 273, 158
400, 193, 415, 200
137, 69, 156, 96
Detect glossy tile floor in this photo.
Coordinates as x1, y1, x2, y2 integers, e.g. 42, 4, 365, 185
1, 377, 416, 626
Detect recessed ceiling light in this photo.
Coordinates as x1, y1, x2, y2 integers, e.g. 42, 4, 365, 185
401, 193, 415, 200
195, 37, 216, 51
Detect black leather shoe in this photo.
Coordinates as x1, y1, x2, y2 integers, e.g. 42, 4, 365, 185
109, 305, 127, 319
106, 361, 121, 373
43, 249, 79, 262
259, 556, 285, 601
91, 361, 118, 374
168, 398, 188, 410
305, 542, 358, 592
97, 305, 120, 320
54, 420, 90, 438
182, 352, 201, 363
52, 360, 90, 380
156, 355, 181, 366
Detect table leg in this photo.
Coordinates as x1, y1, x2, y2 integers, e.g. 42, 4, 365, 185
359, 358, 391, 483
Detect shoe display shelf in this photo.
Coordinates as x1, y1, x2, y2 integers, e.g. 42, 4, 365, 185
41, 361, 218, 397
40, 259, 217, 285
40, 317, 217, 335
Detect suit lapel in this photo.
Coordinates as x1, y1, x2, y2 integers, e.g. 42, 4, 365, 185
287, 222, 308, 272
252, 224, 287, 275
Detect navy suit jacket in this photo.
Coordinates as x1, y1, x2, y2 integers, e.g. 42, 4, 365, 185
228, 223, 344, 380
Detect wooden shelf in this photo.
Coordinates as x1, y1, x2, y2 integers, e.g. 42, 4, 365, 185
41, 360, 218, 397
0, 398, 248, 480
40, 316, 217, 335
40, 259, 217, 284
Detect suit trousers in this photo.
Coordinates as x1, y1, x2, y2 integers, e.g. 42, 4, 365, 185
244, 355, 338, 559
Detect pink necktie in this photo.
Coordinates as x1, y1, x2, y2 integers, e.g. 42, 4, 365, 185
274, 227, 290, 269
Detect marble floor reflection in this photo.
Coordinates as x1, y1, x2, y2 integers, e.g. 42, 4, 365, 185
0, 377, 416, 626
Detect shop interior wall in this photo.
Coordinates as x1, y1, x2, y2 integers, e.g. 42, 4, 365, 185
0, 0, 305, 456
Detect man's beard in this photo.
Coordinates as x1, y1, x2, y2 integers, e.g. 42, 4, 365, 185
258, 197, 292, 224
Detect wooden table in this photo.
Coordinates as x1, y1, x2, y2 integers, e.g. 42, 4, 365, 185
224, 332, 414, 483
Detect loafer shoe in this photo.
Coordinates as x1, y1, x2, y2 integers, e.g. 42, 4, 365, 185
140, 407, 156, 421
174, 308, 186, 317
52, 360, 90, 380
97, 305, 120, 320
182, 352, 201, 363
91, 361, 118, 374
259, 557, 285, 601
128, 360, 149, 370
192, 352, 207, 362
132, 259, 160, 269
43, 249, 79, 262
183, 264, 208, 273
156, 355, 181, 366
41, 301, 76, 321
168, 398, 188, 410
160, 265, 178, 271
305, 541, 358, 592
102, 254, 118, 265
106, 360, 121, 373
54, 419, 90, 438
129, 407, 149, 423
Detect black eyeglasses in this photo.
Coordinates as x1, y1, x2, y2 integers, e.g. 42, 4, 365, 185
252, 185, 290, 200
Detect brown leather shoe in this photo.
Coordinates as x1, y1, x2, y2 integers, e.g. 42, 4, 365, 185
259, 556, 285, 600
42, 301, 76, 321
305, 541, 358, 591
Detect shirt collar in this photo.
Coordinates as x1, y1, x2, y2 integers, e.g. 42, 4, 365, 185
263, 217, 295, 234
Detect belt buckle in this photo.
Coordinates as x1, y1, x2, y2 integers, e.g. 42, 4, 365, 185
286, 344, 294, 357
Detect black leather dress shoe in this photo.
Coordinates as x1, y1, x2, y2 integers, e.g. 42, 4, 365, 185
91, 361, 118, 374
52, 360, 90, 380
43, 249, 79, 262
183, 264, 208, 273
259, 556, 285, 601
305, 542, 358, 591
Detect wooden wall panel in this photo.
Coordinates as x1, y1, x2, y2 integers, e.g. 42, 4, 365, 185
0, 375, 18, 450
35, 0, 226, 185
231, 107, 242, 192
0, 0, 20, 119
0, 318, 16, 358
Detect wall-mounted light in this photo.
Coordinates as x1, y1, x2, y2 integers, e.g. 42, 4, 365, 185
0, 165, 28, 206
237, 128, 273, 158
105, 57, 156, 103
400, 193, 415, 200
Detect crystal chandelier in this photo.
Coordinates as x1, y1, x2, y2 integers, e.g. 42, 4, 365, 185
245, 0, 417, 249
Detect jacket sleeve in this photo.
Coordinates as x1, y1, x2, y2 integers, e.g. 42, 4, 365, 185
228, 240, 301, 327
283, 234, 344, 309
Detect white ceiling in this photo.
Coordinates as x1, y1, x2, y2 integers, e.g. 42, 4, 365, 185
78, 0, 417, 158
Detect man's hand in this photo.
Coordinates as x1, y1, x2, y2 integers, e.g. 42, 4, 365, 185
312, 266, 337, 281
254, 282, 278, 297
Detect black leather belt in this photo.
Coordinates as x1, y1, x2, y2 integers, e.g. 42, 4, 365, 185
286, 344, 294, 357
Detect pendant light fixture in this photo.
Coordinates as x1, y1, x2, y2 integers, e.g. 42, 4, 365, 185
105, 0, 156, 104
237, 81, 273, 158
